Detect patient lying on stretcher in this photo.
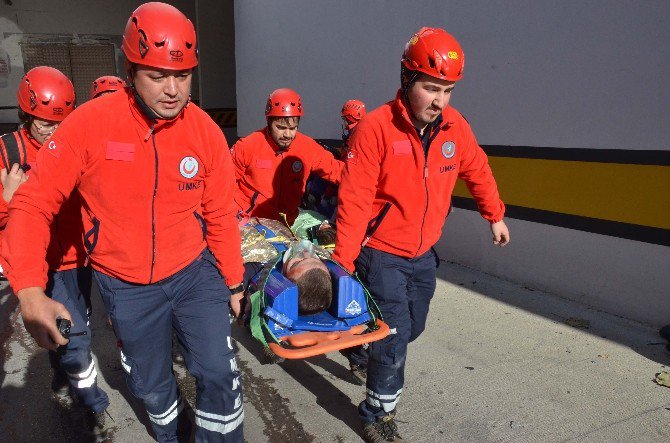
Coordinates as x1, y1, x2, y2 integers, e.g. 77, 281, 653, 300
282, 242, 332, 314
240, 218, 335, 318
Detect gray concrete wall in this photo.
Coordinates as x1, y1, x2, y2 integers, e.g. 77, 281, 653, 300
234, 0, 670, 326
194, 0, 236, 109
234, 0, 670, 149
439, 209, 670, 326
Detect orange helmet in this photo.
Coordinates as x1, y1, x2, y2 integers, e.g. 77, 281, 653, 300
17, 66, 75, 122
402, 27, 464, 82
90, 75, 126, 99
341, 99, 366, 130
265, 88, 303, 117
122, 2, 198, 70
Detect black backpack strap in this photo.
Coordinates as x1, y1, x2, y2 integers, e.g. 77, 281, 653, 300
16, 131, 28, 166
0, 132, 26, 172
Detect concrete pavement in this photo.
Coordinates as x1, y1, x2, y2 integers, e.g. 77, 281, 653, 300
1, 260, 668, 442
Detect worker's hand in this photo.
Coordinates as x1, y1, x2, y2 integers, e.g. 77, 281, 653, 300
17, 287, 71, 351
1, 164, 28, 203
228, 286, 244, 319
490, 220, 510, 247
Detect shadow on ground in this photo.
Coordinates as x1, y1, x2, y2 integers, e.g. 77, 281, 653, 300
0, 350, 89, 442
231, 323, 362, 441
435, 259, 670, 367
0, 283, 155, 441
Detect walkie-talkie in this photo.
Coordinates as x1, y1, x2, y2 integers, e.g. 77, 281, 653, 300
56, 318, 87, 339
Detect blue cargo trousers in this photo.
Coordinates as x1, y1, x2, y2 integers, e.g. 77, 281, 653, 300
355, 246, 438, 423
47, 266, 110, 413
94, 250, 244, 442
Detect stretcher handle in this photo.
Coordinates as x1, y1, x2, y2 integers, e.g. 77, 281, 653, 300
267, 320, 390, 360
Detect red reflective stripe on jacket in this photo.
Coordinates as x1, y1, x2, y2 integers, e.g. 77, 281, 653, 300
231, 128, 342, 224
2, 90, 243, 290
333, 91, 505, 272
0, 127, 86, 273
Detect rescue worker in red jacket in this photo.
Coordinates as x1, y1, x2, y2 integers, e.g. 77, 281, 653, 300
90, 75, 126, 100
340, 99, 366, 150
303, 99, 367, 220
333, 27, 510, 442
231, 88, 343, 225
0, 66, 111, 440
2, 3, 245, 442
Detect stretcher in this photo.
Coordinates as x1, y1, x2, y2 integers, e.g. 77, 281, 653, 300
247, 257, 389, 359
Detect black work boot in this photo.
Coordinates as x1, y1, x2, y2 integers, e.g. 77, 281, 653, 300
83, 408, 111, 442
362, 412, 404, 442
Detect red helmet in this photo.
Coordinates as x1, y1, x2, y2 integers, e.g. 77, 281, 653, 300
402, 27, 465, 82
17, 66, 75, 122
265, 88, 304, 117
90, 75, 126, 99
341, 99, 366, 130
122, 2, 198, 70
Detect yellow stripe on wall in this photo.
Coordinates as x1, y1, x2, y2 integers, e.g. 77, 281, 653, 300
453, 157, 670, 229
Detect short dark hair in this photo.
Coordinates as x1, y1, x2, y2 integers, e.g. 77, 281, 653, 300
315, 226, 336, 245
295, 268, 332, 315
267, 116, 300, 127
17, 109, 30, 124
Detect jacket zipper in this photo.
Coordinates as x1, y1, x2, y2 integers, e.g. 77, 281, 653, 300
277, 152, 284, 213
149, 124, 158, 283
416, 126, 441, 256
417, 162, 429, 255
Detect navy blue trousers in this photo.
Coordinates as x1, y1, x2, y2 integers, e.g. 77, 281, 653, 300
47, 266, 109, 413
355, 247, 438, 423
94, 250, 244, 442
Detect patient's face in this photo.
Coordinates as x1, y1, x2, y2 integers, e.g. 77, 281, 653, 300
284, 257, 328, 281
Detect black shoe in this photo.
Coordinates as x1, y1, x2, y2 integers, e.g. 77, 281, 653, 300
83, 409, 111, 442
362, 413, 404, 442
51, 368, 69, 396
659, 325, 670, 341
350, 364, 367, 386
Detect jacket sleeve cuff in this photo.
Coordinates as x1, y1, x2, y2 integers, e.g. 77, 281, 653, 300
332, 253, 355, 274
482, 202, 505, 224
8, 273, 48, 294
222, 263, 244, 288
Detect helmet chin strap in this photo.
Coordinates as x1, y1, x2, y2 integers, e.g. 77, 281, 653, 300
126, 64, 160, 122
341, 122, 350, 142
400, 64, 420, 118
130, 85, 160, 122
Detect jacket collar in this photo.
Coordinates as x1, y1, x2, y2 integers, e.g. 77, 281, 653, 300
391, 89, 455, 132
127, 88, 187, 137
262, 127, 296, 154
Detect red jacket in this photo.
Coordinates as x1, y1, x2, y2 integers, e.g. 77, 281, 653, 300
231, 128, 342, 224
2, 89, 243, 291
333, 91, 505, 272
0, 127, 86, 272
